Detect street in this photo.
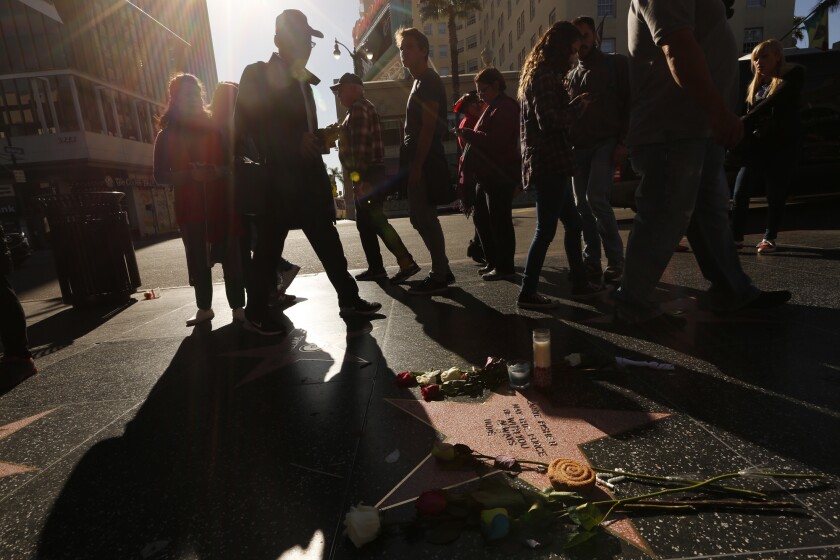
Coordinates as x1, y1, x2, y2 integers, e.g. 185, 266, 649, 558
9, 197, 839, 303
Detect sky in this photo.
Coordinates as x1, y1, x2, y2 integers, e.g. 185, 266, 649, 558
204, 0, 840, 169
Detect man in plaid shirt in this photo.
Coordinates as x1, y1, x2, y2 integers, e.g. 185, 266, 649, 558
332, 73, 419, 283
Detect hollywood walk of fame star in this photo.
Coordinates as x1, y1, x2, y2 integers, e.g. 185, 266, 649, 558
379, 390, 670, 556
223, 328, 369, 387
0, 409, 58, 478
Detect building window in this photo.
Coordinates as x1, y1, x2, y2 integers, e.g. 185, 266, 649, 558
508, 31, 513, 51
530, 34, 536, 47
548, 9, 556, 26
467, 58, 479, 72
439, 45, 448, 57
597, 0, 617, 17
457, 39, 464, 53
498, 14, 504, 34
600, 38, 616, 53
499, 46, 505, 65
438, 22, 447, 35
424, 23, 432, 36
518, 47, 527, 68
517, 12, 525, 38
507, 0, 512, 18
530, 0, 536, 21
746, 0, 766, 7
467, 34, 478, 49
467, 12, 477, 26
457, 62, 465, 73
743, 27, 763, 54
440, 67, 450, 76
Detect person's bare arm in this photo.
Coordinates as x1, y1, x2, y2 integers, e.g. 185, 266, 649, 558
408, 101, 439, 189
660, 28, 743, 147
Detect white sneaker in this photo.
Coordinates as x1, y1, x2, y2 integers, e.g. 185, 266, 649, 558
186, 308, 214, 326
231, 307, 246, 323
278, 264, 301, 293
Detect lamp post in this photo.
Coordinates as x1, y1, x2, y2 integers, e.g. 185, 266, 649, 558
333, 38, 373, 78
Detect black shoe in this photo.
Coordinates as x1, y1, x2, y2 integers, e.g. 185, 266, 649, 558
740, 290, 792, 311
390, 262, 421, 284
339, 298, 383, 317
603, 266, 623, 283
355, 268, 387, 281
478, 265, 493, 275
585, 262, 603, 285
517, 292, 561, 310
571, 282, 609, 300
446, 272, 456, 285
482, 269, 516, 281
408, 276, 449, 295
243, 313, 286, 336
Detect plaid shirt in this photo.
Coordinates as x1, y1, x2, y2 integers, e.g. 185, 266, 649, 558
338, 96, 384, 179
520, 65, 583, 189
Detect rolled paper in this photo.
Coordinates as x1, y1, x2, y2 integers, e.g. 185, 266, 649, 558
547, 459, 596, 492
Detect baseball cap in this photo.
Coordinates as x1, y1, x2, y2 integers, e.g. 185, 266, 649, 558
453, 91, 480, 114
275, 9, 324, 39
330, 72, 364, 92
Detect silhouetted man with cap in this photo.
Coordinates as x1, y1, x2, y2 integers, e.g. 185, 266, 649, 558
235, 9, 381, 335
331, 72, 419, 284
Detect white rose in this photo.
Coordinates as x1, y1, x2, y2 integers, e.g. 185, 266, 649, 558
440, 367, 462, 382
344, 504, 381, 548
416, 370, 440, 386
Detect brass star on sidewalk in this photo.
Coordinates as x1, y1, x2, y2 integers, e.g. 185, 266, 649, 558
224, 328, 369, 387
381, 391, 669, 556
0, 409, 58, 479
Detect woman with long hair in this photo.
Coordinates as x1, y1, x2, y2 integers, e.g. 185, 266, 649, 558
516, 22, 604, 309
731, 39, 804, 254
153, 74, 245, 326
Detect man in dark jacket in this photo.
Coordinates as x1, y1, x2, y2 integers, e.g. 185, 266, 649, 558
1, 224, 37, 388
235, 9, 381, 335
568, 16, 629, 285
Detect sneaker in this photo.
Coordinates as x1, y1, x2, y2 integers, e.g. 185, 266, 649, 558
186, 308, 214, 326
232, 307, 246, 322
585, 262, 603, 284
603, 266, 623, 283
517, 292, 561, 310
756, 239, 776, 254
339, 298, 383, 317
390, 262, 421, 284
278, 264, 301, 293
243, 313, 286, 336
571, 282, 609, 300
740, 290, 791, 311
408, 275, 450, 295
482, 269, 516, 281
355, 268, 387, 281
478, 265, 493, 275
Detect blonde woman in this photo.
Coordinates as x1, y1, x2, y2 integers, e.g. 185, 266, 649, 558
731, 39, 804, 254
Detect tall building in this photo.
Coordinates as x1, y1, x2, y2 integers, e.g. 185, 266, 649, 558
0, 0, 217, 240
357, 0, 796, 81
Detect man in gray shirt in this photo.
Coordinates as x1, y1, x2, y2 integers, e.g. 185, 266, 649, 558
616, 0, 790, 328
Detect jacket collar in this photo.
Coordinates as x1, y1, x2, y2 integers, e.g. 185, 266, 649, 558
269, 52, 321, 85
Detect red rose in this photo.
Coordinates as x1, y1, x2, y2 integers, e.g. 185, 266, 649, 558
415, 489, 448, 515
396, 372, 416, 387
421, 384, 442, 401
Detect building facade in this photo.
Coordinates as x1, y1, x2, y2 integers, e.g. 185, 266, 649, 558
355, 0, 796, 81
0, 0, 217, 241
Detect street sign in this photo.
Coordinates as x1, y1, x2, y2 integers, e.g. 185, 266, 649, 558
13, 169, 26, 183
3, 146, 24, 155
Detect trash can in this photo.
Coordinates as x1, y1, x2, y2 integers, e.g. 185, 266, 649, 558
39, 192, 141, 306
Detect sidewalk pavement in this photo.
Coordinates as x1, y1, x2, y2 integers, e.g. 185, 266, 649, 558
1, 231, 839, 559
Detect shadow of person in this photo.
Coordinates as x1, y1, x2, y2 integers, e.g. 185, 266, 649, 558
35, 317, 383, 559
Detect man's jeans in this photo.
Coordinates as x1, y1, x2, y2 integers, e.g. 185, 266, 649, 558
356, 196, 412, 271
520, 175, 587, 295
615, 139, 758, 320
572, 140, 625, 269
408, 174, 451, 281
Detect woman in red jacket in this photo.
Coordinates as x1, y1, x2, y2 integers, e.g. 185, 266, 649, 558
153, 74, 245, 326
456, 67, 520, 281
